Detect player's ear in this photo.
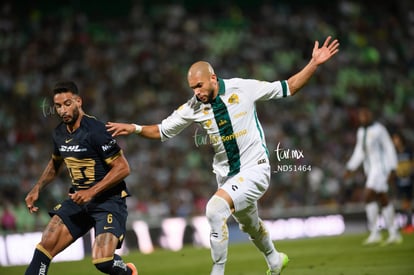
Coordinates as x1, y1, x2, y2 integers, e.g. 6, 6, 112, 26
74, 95, 82, 107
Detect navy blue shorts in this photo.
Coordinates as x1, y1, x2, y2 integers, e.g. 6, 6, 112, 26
49, 195, 128, 249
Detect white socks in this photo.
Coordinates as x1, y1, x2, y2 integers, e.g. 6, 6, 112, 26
233, 204, 280, 270
250, 220, 280, 270
366, 201, 399, 236
382, 203, 398, 236
206, 196, 281, 274
206, 195, 232, 275
365, 201, 380, 235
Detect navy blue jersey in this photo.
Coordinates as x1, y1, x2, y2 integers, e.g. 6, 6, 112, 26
396, 147, 414, 187
52, 115, 129, 198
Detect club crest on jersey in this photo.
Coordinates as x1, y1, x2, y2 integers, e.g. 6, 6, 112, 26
204, 119, 212, 129
228, 94, 239, 104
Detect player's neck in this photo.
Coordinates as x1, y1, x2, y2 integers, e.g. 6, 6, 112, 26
66, 112, 84, 133
362, 121, 374, 128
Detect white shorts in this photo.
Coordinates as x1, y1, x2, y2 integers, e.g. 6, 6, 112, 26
366, 168, 389, 193
216, 163, 271, 212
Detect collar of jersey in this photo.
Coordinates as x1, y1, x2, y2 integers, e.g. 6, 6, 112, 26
217, 78, 225, 96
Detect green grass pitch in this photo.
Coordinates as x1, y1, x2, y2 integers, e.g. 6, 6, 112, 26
2, 232, 413, 274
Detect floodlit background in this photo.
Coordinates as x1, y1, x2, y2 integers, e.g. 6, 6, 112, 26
0, 0, 413, 264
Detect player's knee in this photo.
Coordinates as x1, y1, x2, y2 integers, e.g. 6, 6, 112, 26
206, 195, 231, 223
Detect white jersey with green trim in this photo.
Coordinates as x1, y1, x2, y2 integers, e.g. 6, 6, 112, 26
159, 77, 291, 177
346, 121, 398, 176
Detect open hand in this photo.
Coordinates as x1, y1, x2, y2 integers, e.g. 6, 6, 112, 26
106, 122, 135, 137
312, 36, 340, 65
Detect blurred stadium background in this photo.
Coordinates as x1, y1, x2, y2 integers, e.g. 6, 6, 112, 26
0, 0, 413, 265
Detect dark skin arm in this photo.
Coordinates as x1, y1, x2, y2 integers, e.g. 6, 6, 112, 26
25, 158, 63, 213
26, 152, 130, 210
343, 169, 354, 180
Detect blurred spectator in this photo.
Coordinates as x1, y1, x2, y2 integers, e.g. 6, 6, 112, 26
1, 201, 17, 233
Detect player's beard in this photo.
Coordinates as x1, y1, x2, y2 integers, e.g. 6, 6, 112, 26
206, 90, 215, 103
197, 91, 214, 104
195, 82, 216, 103
62, 107, 80, 126
204, 85, 216, 103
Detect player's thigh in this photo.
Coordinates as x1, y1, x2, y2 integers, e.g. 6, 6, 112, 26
40, 215, 74, 257
49, 198, 94, 239
220, 164, 270, 212
92, 196, 128, 249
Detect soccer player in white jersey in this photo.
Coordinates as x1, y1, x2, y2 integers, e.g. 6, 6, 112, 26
107, 36, 339, 275
344, 106, 402, 245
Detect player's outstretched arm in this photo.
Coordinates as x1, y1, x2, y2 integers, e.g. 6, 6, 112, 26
287, 36, 339, 95
106, 122, 161, 139
106, 122, 135, 136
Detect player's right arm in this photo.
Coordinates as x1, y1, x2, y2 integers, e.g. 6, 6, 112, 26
106, 122, 161, 139
344, 128, 365, 179
25, 157, 63, 213
107, 101, 194, 140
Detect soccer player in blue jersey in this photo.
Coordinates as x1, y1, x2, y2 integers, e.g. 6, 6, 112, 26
391, 131, 414, 233
24, 81, 138, 275
107, 36, 339, 275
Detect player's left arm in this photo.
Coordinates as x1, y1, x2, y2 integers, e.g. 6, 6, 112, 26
345, 128, 365, 175
287, 36, 339, 95
69, 151, 130, 205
